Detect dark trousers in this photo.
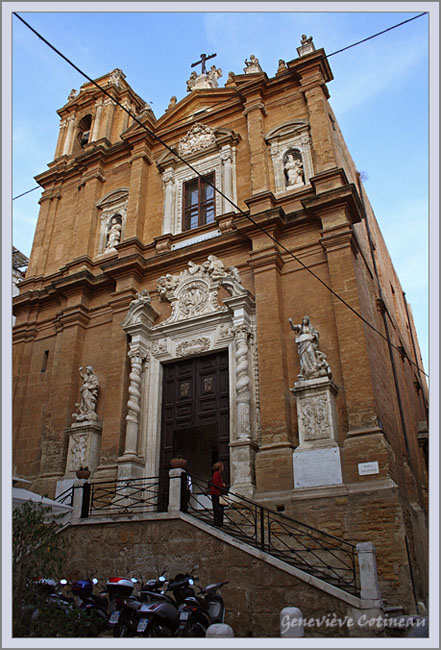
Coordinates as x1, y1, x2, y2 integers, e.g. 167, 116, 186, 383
211, 494, 224, 527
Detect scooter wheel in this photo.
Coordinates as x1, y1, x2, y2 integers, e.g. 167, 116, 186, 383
144, 619, 175, 637
113, 611, 137, 637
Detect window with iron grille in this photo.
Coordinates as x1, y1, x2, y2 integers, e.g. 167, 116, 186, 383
183, 174, 215, 231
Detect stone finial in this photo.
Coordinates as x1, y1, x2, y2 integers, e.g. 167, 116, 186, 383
67, 89, 77, 102
277, 59, 287, 74
108, 68, 126, 87
289, 316, 332, 381
297, 34, 315, 57
243, 54, 263, 74
166, 96, 177, 112
225, 71, 236, 87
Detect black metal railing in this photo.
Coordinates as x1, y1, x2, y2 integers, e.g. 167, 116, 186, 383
55, 485, 75, 507
85, 476, 161, 517
185, 474, 360, 596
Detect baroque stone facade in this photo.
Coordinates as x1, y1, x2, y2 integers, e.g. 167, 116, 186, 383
13, 39, 428, 613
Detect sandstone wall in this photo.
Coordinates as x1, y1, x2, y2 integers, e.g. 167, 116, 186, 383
61, 516, 353, 638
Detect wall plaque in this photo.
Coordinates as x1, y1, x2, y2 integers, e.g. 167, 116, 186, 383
358, 461, 380, 476
293, 447, 343, 488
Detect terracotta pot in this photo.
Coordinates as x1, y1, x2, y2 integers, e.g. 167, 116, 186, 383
76, 469, 90, 479
170, 458, 187, 469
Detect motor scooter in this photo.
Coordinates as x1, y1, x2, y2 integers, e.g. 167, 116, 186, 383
105, 575, 138, 636
175, 577, 228, 637
69, 577, 109, 633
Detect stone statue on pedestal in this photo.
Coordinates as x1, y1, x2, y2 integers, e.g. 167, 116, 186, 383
72, 366, 99, 423
289, 316, 332, 381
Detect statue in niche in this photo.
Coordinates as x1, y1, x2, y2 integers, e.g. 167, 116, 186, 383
244, 54, 263, 74
284, 152, 304, 188
289, 316, 332, 381
72, 366, 99, 422
105, 215, 122, 250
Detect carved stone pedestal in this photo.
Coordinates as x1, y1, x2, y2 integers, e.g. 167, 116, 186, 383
291, 377, 343, 489
56, 421, 102, 497
229, 439, 258, 498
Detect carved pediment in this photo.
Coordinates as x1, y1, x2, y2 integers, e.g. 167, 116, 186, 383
264, 120, 309, 143
96, 188, 129, 209
156, 255, 247, 324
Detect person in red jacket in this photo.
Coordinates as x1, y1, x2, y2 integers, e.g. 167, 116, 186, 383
209, 461, 227, 527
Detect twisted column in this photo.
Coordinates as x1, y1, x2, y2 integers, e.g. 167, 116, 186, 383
123, 348, 147, 456
234, 325, 252, 440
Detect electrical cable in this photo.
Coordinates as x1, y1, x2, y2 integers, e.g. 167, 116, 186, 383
12, 186, 41, 200
326, 12, 427, 58
13, 12, 429, 378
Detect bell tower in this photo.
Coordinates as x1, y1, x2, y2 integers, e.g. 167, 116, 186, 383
53, 68, 150, 159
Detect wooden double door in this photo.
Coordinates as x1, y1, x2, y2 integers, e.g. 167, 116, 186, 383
158, 350, 230, 509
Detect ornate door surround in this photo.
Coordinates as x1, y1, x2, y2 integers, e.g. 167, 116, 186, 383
119, 255, 259, 497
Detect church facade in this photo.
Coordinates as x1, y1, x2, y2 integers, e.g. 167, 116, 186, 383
13, 37, 428, 611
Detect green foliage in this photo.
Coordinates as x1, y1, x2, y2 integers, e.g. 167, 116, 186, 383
12, 501, 102, 637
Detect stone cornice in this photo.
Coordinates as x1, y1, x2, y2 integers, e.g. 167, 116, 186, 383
301, 184, 363, 225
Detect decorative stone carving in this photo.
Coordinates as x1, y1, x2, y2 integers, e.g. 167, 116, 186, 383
64, 421, 102, 478
284, 151, 304, 188
67, 89, 77, 102
244, 54, 263, 74
108, 68, 125, 87
104, 215, 122, 250
186, 67, 222, 91
166, 96, 177, 112
72, 366, 99, 423
178, 123, 216, 156
126, 348, 147, 426
121, 289, 152, 326
277, 59, 287, 74
70, 431, 88, 467
234, 325, 252, 440
157, 255, 246, 324
289, 316, 332, 381
301, 398, 331, 440
297, 34, 315, 58
151, 339, 168, 356
176, 337, 211, 357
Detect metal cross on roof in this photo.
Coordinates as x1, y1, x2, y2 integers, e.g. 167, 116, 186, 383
191, 52, 217, 75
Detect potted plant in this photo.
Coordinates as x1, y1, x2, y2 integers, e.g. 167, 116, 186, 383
76, 465, 90, 480
170, 454, 187, 469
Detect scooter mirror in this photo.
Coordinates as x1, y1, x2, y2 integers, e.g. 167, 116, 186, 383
59, 579, 68, 585
159, 576, 166, 582
131, 577, 138, 583
188, 578, 194, 585
92, 578, 98, 584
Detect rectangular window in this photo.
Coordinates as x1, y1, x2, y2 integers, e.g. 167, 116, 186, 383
41, 350, 49, 373
183, 173, 215, 231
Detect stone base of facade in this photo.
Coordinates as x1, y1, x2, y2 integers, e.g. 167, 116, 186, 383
255, 442, 295, 492
229, 439, 258, 498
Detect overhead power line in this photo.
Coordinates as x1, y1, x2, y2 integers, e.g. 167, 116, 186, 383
13, 12, 428, 379
327, 12, 427, 58
12, 186, 41, 200
12, 11, 428, 199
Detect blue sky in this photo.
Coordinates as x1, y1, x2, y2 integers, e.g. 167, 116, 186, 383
5, 2, 437, 374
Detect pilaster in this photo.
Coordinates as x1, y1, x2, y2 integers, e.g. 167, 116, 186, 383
242, 92, 270, 194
